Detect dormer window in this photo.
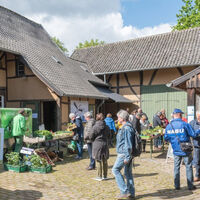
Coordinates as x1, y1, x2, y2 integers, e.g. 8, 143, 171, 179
16, 58, 25, 77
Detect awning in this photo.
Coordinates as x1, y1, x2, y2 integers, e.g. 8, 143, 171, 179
95, 86, 132, 103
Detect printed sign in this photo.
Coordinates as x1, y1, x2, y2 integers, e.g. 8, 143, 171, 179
187, 106, 195, 123
70, 101, 88, 118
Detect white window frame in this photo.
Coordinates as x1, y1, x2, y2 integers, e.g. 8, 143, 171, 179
0, 95, 4, 108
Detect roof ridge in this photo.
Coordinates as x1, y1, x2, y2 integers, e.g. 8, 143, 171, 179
73, 27, 200, 52
0, 5, 42, 28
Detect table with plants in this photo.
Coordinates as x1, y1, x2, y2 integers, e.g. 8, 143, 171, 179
141, 126, 164, 159
24, 123, 76, 151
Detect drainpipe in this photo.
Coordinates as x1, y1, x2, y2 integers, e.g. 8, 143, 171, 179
97, 100, 105, 113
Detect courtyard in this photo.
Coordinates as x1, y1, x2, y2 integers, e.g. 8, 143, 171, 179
0, 147, 200, 200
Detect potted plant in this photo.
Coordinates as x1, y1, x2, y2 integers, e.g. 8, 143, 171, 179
28, 154, 52, 173
4, 152, 27, 172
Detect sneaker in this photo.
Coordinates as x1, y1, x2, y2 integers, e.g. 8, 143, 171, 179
117, 193, 131, 199
174, 187, 180, 190
188, 186, 196, 190
94, 177, 103, 181
87, 167, 95, 170
102, 177, 109, 180
128, 196, 135, 200
74, 155, 82, 159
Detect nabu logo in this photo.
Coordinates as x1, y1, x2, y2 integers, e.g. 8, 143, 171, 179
167, 129, 184, 134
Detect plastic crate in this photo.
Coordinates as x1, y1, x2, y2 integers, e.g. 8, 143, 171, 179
29, 165, 52, 174
4, 164, 27, 173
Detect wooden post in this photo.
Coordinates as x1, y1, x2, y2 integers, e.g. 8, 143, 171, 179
187, 88, 196, 120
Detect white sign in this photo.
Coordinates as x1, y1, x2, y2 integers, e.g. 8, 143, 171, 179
0, 128, 4, 163
187, 106, 194, 116
166, 143, 174, 163
70, 101, 88, 118
32, 113, 38, 119
188, 115, 194, 123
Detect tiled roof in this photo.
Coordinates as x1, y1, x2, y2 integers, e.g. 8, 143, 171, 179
71, 28, 200, 75
0, 6, 107, 99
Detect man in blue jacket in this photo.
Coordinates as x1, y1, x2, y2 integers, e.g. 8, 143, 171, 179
165, 108, 200, 190
112, 110, 135, 199
105, 113, 116, 147
190, 111, 200, 182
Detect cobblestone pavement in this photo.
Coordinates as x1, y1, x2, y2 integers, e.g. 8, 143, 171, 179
1, 146, 200, 200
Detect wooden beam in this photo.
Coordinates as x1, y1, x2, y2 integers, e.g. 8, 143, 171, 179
0, 52, 5, 61
176, 67, 184, 76
139, 71, 143, 85
116, 74, 119, 94
148, 69, 158, 85
107, 74, 113, 83
111, 84, 140, 89
124, 73, 140, 99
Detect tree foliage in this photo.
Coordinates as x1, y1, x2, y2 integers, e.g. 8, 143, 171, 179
173, 0, 200, 31
52, 36, 68, 53
76, 39, 105, 49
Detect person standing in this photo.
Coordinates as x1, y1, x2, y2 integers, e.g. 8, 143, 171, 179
190, 111, 200, 182
140, 114, 151, 152
12, 109, 27, 152
130, 113, 141, 134
105, 113, 117, 147
112, 110, 135, 199
90, 113, 109, 180
84, 112, 96, 170
165, 108, 200, 190
69, 113, 84, 159
153, 111, 163, 149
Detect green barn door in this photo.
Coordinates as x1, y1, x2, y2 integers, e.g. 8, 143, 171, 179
22, 101, 40, 131
141, 85, 187, 123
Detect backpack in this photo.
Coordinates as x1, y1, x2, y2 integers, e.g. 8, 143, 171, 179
132, 129, 142, 157
122, 123, 142, 158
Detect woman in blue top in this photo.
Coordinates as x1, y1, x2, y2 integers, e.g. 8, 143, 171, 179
105, 113, 117, 147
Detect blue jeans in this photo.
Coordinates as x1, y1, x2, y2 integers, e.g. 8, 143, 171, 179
154, 136, 162, 147
87, 143, 95, 168
77, 137, 83, 158
174, 154, 194, 189
112, 154, 135, 196
193, 148, 200, 178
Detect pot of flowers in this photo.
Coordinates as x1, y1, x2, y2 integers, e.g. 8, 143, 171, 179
4, 152, 27, 173
28, 154, 52, 174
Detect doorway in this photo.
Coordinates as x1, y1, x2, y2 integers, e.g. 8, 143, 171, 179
43, 101, 57, 132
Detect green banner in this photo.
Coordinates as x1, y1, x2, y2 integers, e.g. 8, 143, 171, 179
0, 108, 32, 139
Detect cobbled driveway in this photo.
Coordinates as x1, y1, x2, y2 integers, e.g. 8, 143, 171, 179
1, 147, 200, 200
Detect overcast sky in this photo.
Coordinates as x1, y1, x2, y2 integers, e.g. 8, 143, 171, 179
0, 0, 183, 54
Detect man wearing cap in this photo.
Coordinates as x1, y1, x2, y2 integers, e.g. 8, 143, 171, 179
12, 109, 26, 152
165, 108, 200, 190
189, 111, 200, 182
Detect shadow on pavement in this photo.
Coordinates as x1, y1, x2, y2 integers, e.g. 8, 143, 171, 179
0, 187, 43, 200
136, 186, 194, 199
134, 172, 158, 178
154, 151, 167, 159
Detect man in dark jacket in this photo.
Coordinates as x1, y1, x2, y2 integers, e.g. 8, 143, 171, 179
130, 113, 141, 134
84, 112, 95, 170
190, 111, 200, 182
165, 108, 200, 190
69, 113, 84, 159
153, 111, 163, 149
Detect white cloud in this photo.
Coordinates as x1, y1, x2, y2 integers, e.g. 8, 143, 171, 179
28, 12, 172, 54
0, 0, 172, 54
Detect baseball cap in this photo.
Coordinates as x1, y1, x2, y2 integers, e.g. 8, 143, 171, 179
173, 108, 184, 114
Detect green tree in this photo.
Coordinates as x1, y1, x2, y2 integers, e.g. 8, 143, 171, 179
173, 0, 200, 31
76, 39, 105, 49
52, 36, 68, 53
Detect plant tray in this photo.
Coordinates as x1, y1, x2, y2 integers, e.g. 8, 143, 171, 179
141, 135, 151, 140
29, 165, 52, 174
4, 164, 27, 173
